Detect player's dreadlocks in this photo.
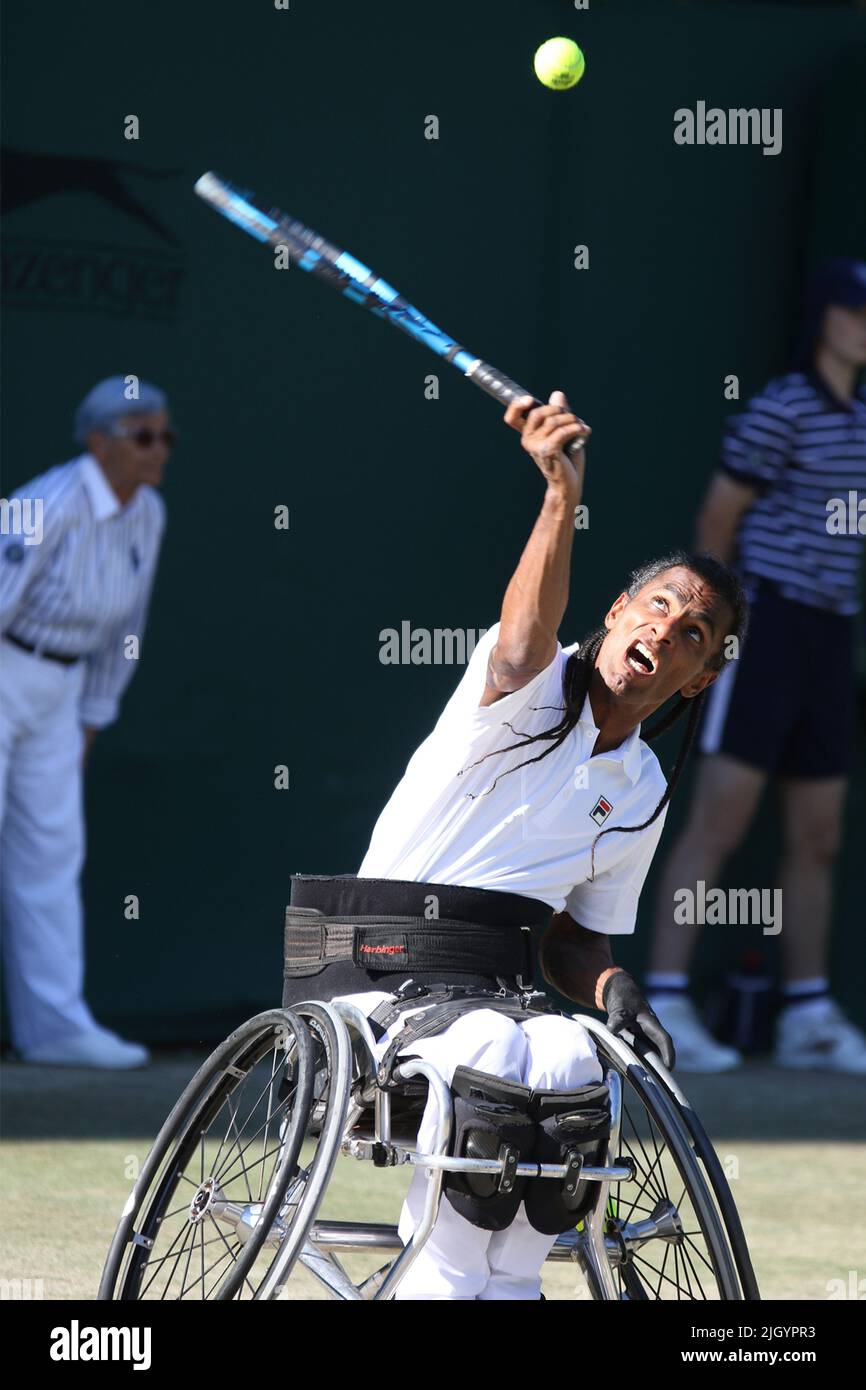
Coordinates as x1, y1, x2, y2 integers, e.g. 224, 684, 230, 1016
458, 551, 749, 878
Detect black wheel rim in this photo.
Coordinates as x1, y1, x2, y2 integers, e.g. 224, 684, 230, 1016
264, 1008, 341, 1298
114, 1016, 313, 1300
605, 1073, 730, 1300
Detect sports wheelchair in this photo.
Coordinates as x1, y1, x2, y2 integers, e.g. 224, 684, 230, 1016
99, 987, 760, 1302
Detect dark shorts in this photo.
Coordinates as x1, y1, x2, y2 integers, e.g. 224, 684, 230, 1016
697, 579, 856, 779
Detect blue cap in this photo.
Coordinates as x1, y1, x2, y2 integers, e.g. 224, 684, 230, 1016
795, 258, 866, 368
74, 376, 168, 445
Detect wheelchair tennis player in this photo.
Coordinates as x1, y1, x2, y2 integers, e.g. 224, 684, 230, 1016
283, 392, 749, 1300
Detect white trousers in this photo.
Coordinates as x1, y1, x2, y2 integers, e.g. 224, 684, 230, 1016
334, 989, 603, 1300
0, 639, 98, 1052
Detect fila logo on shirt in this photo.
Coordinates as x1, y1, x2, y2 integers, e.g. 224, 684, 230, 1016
590, 796, 613, 826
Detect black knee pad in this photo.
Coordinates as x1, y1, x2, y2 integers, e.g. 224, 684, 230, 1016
443, 1067, 535, 1232
523, 1082, 611, 1236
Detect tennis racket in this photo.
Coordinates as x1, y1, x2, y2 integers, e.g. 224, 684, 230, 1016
194, 171, 585, 458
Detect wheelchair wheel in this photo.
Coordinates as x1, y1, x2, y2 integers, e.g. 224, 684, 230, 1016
248, 1001, 354, 1300
640, 1058, 760, 1300
98, 1010, 314, 1300
577, 1021, 743, 1301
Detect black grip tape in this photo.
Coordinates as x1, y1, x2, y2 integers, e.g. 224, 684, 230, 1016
470, 361, 585, 459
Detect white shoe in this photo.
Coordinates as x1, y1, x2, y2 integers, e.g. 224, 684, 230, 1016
773, 999, 866, 1075
646, 993, 742, 1073
20, 1026, 150, 1069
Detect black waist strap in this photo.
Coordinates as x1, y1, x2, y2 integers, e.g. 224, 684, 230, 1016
284, 907, 542, 980
284, 874, 553, 990
289, 874, 552, 926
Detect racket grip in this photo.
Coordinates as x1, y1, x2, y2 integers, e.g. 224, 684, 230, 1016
467, 360, 586, 458
467, 359, 534, 407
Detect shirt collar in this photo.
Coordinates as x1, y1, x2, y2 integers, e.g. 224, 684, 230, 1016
576, 692, 644, 786
80, 453, 122, 522
804, 367, 856, 415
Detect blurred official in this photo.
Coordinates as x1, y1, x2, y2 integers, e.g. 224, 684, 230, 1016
646, 259, 866, 1074
0, 376, 171, 1068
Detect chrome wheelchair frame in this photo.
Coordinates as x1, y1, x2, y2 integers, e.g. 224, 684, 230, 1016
99, 995, 760, 1302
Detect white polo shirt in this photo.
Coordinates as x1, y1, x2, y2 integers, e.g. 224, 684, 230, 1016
0, 453, 165, 727
357, 622, 670, 935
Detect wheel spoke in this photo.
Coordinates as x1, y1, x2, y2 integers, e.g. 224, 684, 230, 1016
678, 1238, 709, 1298
654, 1240, 671, 1299
215, 1139, 288, 1194
259, 1045, 285, 1202
199, 1213, 244, 1296
158, 1200, 199, 1222
183, 1242, 236, 1300
210, 1063, 256, 1175
211, 1067, 298, 1181
682, 1240, 703, 1300
681, 1232, 718, 1276
159, 1223, 200, 1301
633, 1250, 690, 1298
152, 1221, 198, 1301
101, 1012, 319, 1302
620, 1135, 668, 1224
137, 1219, 192, 1297
209, 1053, 283, 1182
179, 1216, 199, 1299
212, 1097, 292, 1189
621, 1199, 660, 1219
622, 1102, 664, 1196
645, 1112, 672, 1204
222, 1099, 255, 1201
212, 1050, 299, 1186
622, 1106, 669, 1203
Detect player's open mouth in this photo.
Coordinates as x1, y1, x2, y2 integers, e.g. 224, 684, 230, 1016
625, 640, 657, 675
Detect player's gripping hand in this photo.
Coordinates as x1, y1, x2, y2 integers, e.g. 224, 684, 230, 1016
504, 390, 591, 499
602, 970, 676, 1071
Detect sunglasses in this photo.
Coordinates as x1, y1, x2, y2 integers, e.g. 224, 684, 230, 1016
111, 426, 177, 449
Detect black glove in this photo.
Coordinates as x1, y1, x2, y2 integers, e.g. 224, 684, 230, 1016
602, 971, 676, 1071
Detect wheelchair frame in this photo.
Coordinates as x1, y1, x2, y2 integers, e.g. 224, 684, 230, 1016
99, 993, 760, 1302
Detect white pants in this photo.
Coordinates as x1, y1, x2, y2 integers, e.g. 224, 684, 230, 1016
0, 639, 98, 1052
334, 989, 603, 1300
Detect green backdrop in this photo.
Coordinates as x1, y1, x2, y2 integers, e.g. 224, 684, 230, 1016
2, 0, 864, 1041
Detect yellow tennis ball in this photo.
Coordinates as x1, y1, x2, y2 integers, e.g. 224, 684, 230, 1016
533, 37, 585, 91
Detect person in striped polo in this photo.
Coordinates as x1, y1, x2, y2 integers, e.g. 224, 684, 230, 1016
0, 377, 171, 1068
645, 257, 866, 1073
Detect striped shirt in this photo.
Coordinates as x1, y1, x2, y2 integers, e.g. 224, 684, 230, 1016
719, 370, 866, 615
0, 453, 165, 727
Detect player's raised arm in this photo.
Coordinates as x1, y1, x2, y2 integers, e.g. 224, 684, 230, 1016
505, 389, 590, 501
479, 392, 590, 706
